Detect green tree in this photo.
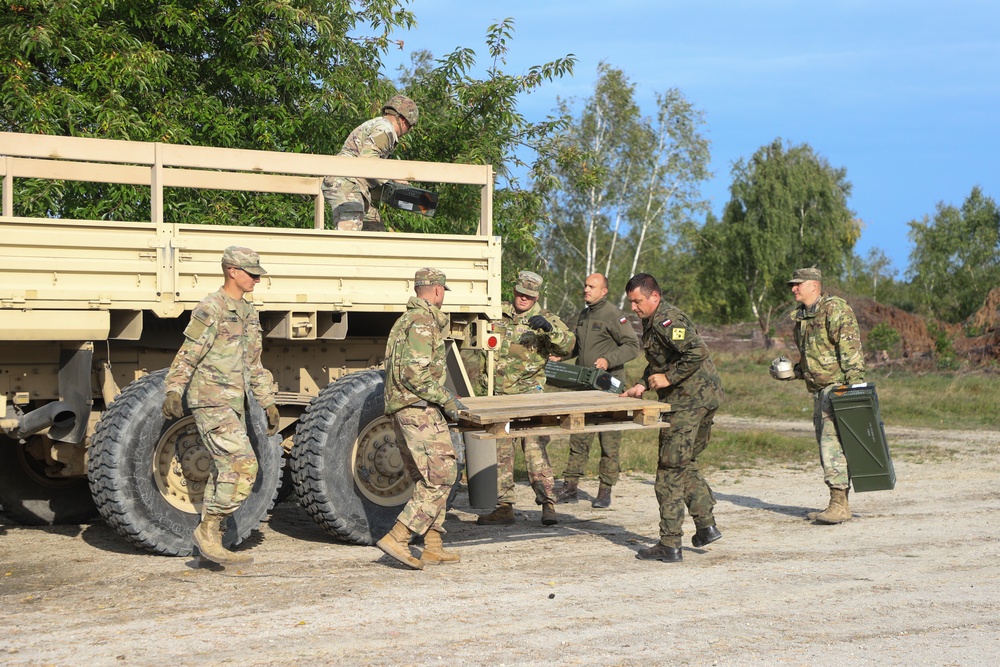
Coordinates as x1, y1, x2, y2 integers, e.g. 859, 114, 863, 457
535, 64, 710, 319
708, 139, 860, 342
842, 247, 899, 301
907, 186, 1000, 323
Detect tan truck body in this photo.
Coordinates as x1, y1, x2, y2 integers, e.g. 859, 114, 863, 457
0, 131, 500, 552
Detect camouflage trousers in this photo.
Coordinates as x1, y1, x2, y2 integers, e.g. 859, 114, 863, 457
564, 430, 621, 486
813, 386, 850, 489
391, 405, 458, 536
192, 406, 258, 518
320, 176, 386, 231
654, 406, 718, 548
496, 435, 556, 506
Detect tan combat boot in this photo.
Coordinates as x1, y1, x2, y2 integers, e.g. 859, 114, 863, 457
376, 520, 423, 570
814, 488, 851, 524
806, 488, 836, 521
541, 501, 558, 526
476, 502, 515, 525
420, 529, 460, 565
193, 515, 253, 566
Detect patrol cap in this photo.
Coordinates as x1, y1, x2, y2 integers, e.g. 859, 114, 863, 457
787, 267, 822, 285
514, 270, 543, 297
222, 246, 267, 276
414, 267, 449, 291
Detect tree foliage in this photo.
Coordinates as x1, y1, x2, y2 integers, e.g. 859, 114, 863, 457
534, 64, 710, 319
907, 186, 1000, 323
1, 4, 575, 271
705, 139, 860, 339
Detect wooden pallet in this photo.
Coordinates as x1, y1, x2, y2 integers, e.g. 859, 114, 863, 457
457, 390, 670, 438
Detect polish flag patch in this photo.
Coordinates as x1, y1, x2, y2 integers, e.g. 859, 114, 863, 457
660, 318, 672, 328
619, 317, 628, 324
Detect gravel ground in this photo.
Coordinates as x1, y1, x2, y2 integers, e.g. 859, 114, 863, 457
2, 419, 999, 667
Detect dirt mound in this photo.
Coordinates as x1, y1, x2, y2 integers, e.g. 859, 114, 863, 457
966, 286, 1000, 333
850, 297, 936, 358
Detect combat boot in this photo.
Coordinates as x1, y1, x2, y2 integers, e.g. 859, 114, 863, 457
591, 483, 612, 509
815, 488, 851, 524
193, 515, 253, 567
376, 520, 423, 570
691, 524, 722, 548
476, 503, 515, 525
636, 543, 682, 562
806, 488, 835, 520
541, 501, 558, 526
556, 478, 579, 504
420, 529, 460, 565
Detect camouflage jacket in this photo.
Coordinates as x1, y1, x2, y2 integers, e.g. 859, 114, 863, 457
338, 116, 399, 196
572, 296, 640, 381
639, 300, 723, 411
384, 296, 452, 414
494, 301, 575, 396
164, 289, 275, 411
791, 294, 865, 393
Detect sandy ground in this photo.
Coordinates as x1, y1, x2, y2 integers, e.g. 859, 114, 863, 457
2, 418, 999, 667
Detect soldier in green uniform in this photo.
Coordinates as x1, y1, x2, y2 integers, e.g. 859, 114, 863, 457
377, 268, 466, 570
321, 95, 418, 232
476, 271, 576, 527
778, 267, 865, 524
558, 273, 639, 508
623, 273, 723, 563
162, 246, 281, 567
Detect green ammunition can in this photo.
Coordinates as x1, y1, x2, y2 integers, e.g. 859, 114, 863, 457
830, 383, 896, 492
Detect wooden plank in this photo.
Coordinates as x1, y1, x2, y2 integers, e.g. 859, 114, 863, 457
454, 390, 671, 438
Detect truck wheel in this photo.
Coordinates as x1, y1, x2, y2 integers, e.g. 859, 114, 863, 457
290, 370, 412, 545
87, 369, 281, 556
0, 435, 98, 525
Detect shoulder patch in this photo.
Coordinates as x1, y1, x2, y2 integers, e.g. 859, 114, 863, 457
183, 308, 214, 341
672, 328, 686, 341
619, 317, 628, 324
660, 318, 672, 328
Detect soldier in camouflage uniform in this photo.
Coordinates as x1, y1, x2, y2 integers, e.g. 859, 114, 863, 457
476, 271, 576, 527
377, 268, 466, 570
623, 273, 723, 563
558, 273, 639, 508
321, 95, 418, 232
162, 246, 281, 567
777, 267, 865, 524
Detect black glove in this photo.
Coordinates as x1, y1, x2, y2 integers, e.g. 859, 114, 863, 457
528, 315, 553, 332
442, 396, 467, 422
162, 392, 185, 419
266, 404, 281, 436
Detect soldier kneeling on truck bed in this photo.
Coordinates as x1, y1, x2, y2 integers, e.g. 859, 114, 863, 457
162, 246, 281, 568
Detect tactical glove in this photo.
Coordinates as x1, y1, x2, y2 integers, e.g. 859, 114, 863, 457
162, 391, 185, 419
528, 315, 553, 332
266, 404, 281, 436
442, 396, 467, 423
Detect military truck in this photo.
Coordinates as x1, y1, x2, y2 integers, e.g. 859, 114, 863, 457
0, 131, 501, 555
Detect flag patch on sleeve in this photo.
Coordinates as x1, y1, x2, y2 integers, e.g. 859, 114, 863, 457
619, 317, 628, 324
660, 318, 672, 328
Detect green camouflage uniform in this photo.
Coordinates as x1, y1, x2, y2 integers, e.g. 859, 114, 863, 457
321, 116, 399, 231
640, 300, 724, 549
564, 296, 640, 486
493, 299, 575, 506
791, 294, 865, 490
384, 293, 457, 537
165, 289, 275, 518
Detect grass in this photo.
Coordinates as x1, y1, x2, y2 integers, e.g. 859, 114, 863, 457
510, 349, 1000, 479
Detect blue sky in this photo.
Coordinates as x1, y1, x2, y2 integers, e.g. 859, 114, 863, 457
382, 0, 998, 275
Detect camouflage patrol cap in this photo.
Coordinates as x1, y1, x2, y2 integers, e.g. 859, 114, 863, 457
787, 267, 822, 285
414, 267, 450, 291
514, 270, 543, 297
222, 246, 267, 276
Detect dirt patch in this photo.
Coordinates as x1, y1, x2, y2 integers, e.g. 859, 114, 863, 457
3, 420, 999, 666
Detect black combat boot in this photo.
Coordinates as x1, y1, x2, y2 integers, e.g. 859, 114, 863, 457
636, 543, 682, 562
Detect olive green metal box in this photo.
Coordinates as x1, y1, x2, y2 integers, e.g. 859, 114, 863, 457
544, 361, 623, 394
830, 383, 896, 492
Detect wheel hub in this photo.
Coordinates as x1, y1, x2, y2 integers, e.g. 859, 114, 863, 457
352, 416, 413, 506
153, 418, 209, 514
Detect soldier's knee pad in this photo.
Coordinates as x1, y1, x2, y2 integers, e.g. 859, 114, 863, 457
333, 202, 364, 230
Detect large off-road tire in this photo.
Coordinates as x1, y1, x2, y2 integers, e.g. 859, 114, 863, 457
290, 370, 413, 545
87, 369, 281, 556
0, 434, 98, 525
